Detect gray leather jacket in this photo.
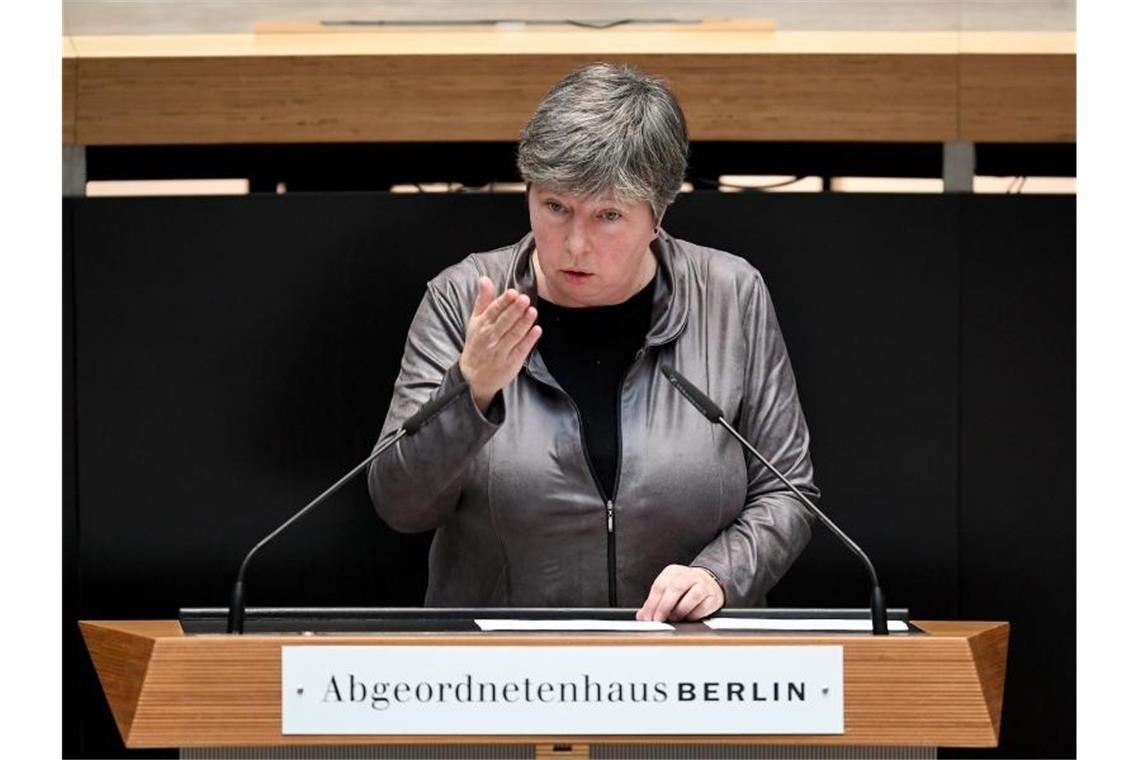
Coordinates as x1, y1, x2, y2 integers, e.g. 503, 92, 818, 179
368, 230, 817, 608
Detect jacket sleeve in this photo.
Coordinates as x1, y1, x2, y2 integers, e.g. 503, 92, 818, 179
367, 279, 504, 533
690, 272, 818, 606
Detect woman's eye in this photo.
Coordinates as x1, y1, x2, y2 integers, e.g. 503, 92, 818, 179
600, 210, 622, 222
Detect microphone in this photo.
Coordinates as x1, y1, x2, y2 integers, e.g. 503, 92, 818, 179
226, 380, 471, 634
659, 364, 889, 636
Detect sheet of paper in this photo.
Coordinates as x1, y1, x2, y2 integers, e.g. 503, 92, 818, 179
475, 619, 674, 632
704, 617, 909, 632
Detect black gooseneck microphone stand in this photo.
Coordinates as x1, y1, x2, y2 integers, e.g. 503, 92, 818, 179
226, 381, 470, 634
660, 364, 889, 635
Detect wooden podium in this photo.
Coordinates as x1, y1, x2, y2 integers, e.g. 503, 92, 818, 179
81, 613, 1007, 757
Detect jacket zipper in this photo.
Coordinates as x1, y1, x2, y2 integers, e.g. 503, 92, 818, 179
605, 498, 616, 605
608, 347, 647, 607
524, 347, 648, 608
533, 383, 615, 603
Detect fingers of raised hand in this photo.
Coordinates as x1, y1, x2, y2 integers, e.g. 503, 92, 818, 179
497, 303, 538, 351
475, 288, 520, 329
507, 325, 542, 365
461, 283, 541, 403
472, 276, 495, 317
470, 291, 528, 352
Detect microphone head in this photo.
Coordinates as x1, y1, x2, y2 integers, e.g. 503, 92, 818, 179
659, 364, 725, 423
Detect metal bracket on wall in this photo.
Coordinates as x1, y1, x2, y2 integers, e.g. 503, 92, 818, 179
64, 146, 87, 197
942, 141, 975, 194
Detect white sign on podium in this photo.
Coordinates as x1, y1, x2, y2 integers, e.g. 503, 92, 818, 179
281, 645, 844, 735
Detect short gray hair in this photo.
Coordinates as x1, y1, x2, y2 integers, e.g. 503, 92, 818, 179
517, 63, 689, 221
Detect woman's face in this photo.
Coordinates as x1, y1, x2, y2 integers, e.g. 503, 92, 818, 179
528, 184, 659, 307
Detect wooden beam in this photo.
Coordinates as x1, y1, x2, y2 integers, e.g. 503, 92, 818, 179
960, 54, 1076, 142
62, 36, 77, 145
73, 52, 959, 145
63, 29, 1074, 145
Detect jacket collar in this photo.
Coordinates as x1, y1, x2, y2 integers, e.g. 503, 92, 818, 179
507, 228, 690, 353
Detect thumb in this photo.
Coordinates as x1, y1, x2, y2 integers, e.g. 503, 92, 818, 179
472, 276, 494, 317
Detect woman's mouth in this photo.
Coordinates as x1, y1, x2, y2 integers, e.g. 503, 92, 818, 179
561, 269, 593, 284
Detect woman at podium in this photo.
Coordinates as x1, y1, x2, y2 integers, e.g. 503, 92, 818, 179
368, 63, 818, 622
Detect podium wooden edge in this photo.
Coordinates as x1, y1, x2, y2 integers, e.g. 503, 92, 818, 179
968, 621, 1010, 740
79, 619, 1008, 749
79, 620, 157, 745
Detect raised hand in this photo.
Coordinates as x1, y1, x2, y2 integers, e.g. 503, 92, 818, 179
458, 276, 542, 413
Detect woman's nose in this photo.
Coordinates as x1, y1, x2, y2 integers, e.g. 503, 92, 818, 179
565, 217, 590, 257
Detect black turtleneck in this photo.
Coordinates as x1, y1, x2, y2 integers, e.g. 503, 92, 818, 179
535, 278, 656, 500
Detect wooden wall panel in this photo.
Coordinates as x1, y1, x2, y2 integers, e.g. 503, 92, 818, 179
63, 31, 1073, 145
63, 37, 77, 145
665, 54, 956, 142
77, 56, 243, 146
74, 53, 958, 145
960, 54, 1076, 142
